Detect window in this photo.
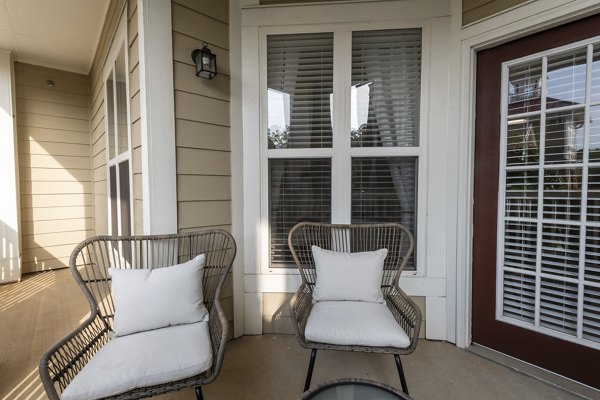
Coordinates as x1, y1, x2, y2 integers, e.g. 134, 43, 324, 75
265, 28, 423, 270
105, 44, 132, 236
498, 39, 600, 349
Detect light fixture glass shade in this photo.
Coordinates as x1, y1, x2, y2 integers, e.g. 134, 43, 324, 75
191, 44, 217, 80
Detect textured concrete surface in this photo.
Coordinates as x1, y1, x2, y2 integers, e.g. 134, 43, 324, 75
0, 269, 589, 400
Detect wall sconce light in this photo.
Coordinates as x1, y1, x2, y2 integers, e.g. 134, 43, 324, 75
191, 42, 217, 80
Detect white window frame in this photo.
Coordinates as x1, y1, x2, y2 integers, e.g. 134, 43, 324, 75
496, 34, 600, 350
258, 21, 431, 276
103, 13, 133, 236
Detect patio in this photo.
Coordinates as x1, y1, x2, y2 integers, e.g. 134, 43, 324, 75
0, 269, 585, 400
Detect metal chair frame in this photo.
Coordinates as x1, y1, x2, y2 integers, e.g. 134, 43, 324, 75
288, 222, 421, 395
39, 230, 236, 400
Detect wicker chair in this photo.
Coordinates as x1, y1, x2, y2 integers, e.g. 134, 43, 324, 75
39, 230, 236, 400
288, 223, 421, 395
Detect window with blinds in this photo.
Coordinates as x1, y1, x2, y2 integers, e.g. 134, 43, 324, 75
498, 39, 600, 349
266, 29, 422, 271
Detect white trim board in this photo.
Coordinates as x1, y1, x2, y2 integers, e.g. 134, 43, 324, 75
137, 0, 177, 235
0, 50, 21, 284
453, 0, 600, 349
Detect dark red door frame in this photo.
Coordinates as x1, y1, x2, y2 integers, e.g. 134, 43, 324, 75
472, 13, 600, 389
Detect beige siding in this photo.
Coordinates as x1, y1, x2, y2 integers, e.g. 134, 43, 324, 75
172, 0, 233, 332
260, 0, 348, 3
89, 0, 143, 236
462, 0, 529, 25
15, 63, 92, 273
263, 293, 427, 337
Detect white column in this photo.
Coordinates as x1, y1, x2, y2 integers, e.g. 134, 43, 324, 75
137, 0, 178, 234
0, 50, 21, 283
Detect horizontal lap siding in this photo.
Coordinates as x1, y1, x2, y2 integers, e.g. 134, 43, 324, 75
15, 63, 92, 273
172, 0, 233, 333
129, 0, 143, 235
462, 0, 529, 25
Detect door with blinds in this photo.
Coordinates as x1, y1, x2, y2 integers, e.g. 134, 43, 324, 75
265, 29, 422, 270
472, 14, 600, 388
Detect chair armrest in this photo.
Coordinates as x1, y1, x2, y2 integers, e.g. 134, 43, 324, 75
207, 298, 228, 384
39, 313, 110, 400
385, 285, 422, 352
289, 283, 314, 343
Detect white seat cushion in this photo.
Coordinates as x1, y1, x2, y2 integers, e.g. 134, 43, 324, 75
305, 301, 411, 348
61, 322, 213, 400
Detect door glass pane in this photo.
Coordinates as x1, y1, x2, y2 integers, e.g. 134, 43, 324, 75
115, 46, 128, 155
544, 110, 585, 164
592, 44, 600, 104
269, 158, 331, 267
506, 116, 540, 166
107, 71, 115, 159
546, 49, 587, 110
267, 33, 333, 149
351, 29, 421, 147
109, 165, 118, 235
500, 41, 600, 348
508, 60, 542, 115
589, 106, 600, 162
351, 157, 417, 270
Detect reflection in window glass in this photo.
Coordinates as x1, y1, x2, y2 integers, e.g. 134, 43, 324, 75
547, 49, 587, 109
351, 29, 422, 147
267, 33, 333, 149
508, 60, 542, 115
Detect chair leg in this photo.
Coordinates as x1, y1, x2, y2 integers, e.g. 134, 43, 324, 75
394, 354, 409, 395
195, 386, 204, 400
304, 349, 318, 392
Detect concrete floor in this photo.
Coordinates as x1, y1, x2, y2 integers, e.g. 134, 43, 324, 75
0, 269, 591, 400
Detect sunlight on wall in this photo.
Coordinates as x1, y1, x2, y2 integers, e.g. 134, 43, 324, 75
1, 368, 46, 400
0, 271, 55, 312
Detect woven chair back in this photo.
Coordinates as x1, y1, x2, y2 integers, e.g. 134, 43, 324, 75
288, 223, 414, 295
70, 230, 236, 330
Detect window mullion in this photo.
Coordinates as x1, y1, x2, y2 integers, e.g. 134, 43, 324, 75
331, 30, 352, 224
534, 56, 548, 328
577, 44, 593, 339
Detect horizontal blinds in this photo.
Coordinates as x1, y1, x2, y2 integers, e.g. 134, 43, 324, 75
500, 40, 600, 349
267, 33, 333, 149
351, 29, 421, 148
508, 60, 542, 115
269, 158, 331, 267
351, 157, 417, 270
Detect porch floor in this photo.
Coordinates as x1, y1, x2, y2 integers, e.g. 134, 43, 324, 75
0, 269, 585, 400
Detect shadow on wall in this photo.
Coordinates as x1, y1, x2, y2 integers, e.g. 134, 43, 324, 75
15, 63, 93, 274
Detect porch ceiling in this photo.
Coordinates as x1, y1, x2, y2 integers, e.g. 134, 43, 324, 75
0, 0, 109, 74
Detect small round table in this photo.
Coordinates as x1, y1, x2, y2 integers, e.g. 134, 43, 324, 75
299, 378, 412, 400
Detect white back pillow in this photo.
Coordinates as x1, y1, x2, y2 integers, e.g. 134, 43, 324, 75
109, 254, 207, 336
311, 246, 388, 303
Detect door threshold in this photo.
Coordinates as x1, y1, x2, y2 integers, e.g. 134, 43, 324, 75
467, 344, 599, 400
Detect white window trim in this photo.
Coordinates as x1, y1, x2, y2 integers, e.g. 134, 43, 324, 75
495, 35, 600, 350
103, 12, 134, 236
257, 21, 431, 277
454, 0, 600, 349
239, 0, 455, 338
